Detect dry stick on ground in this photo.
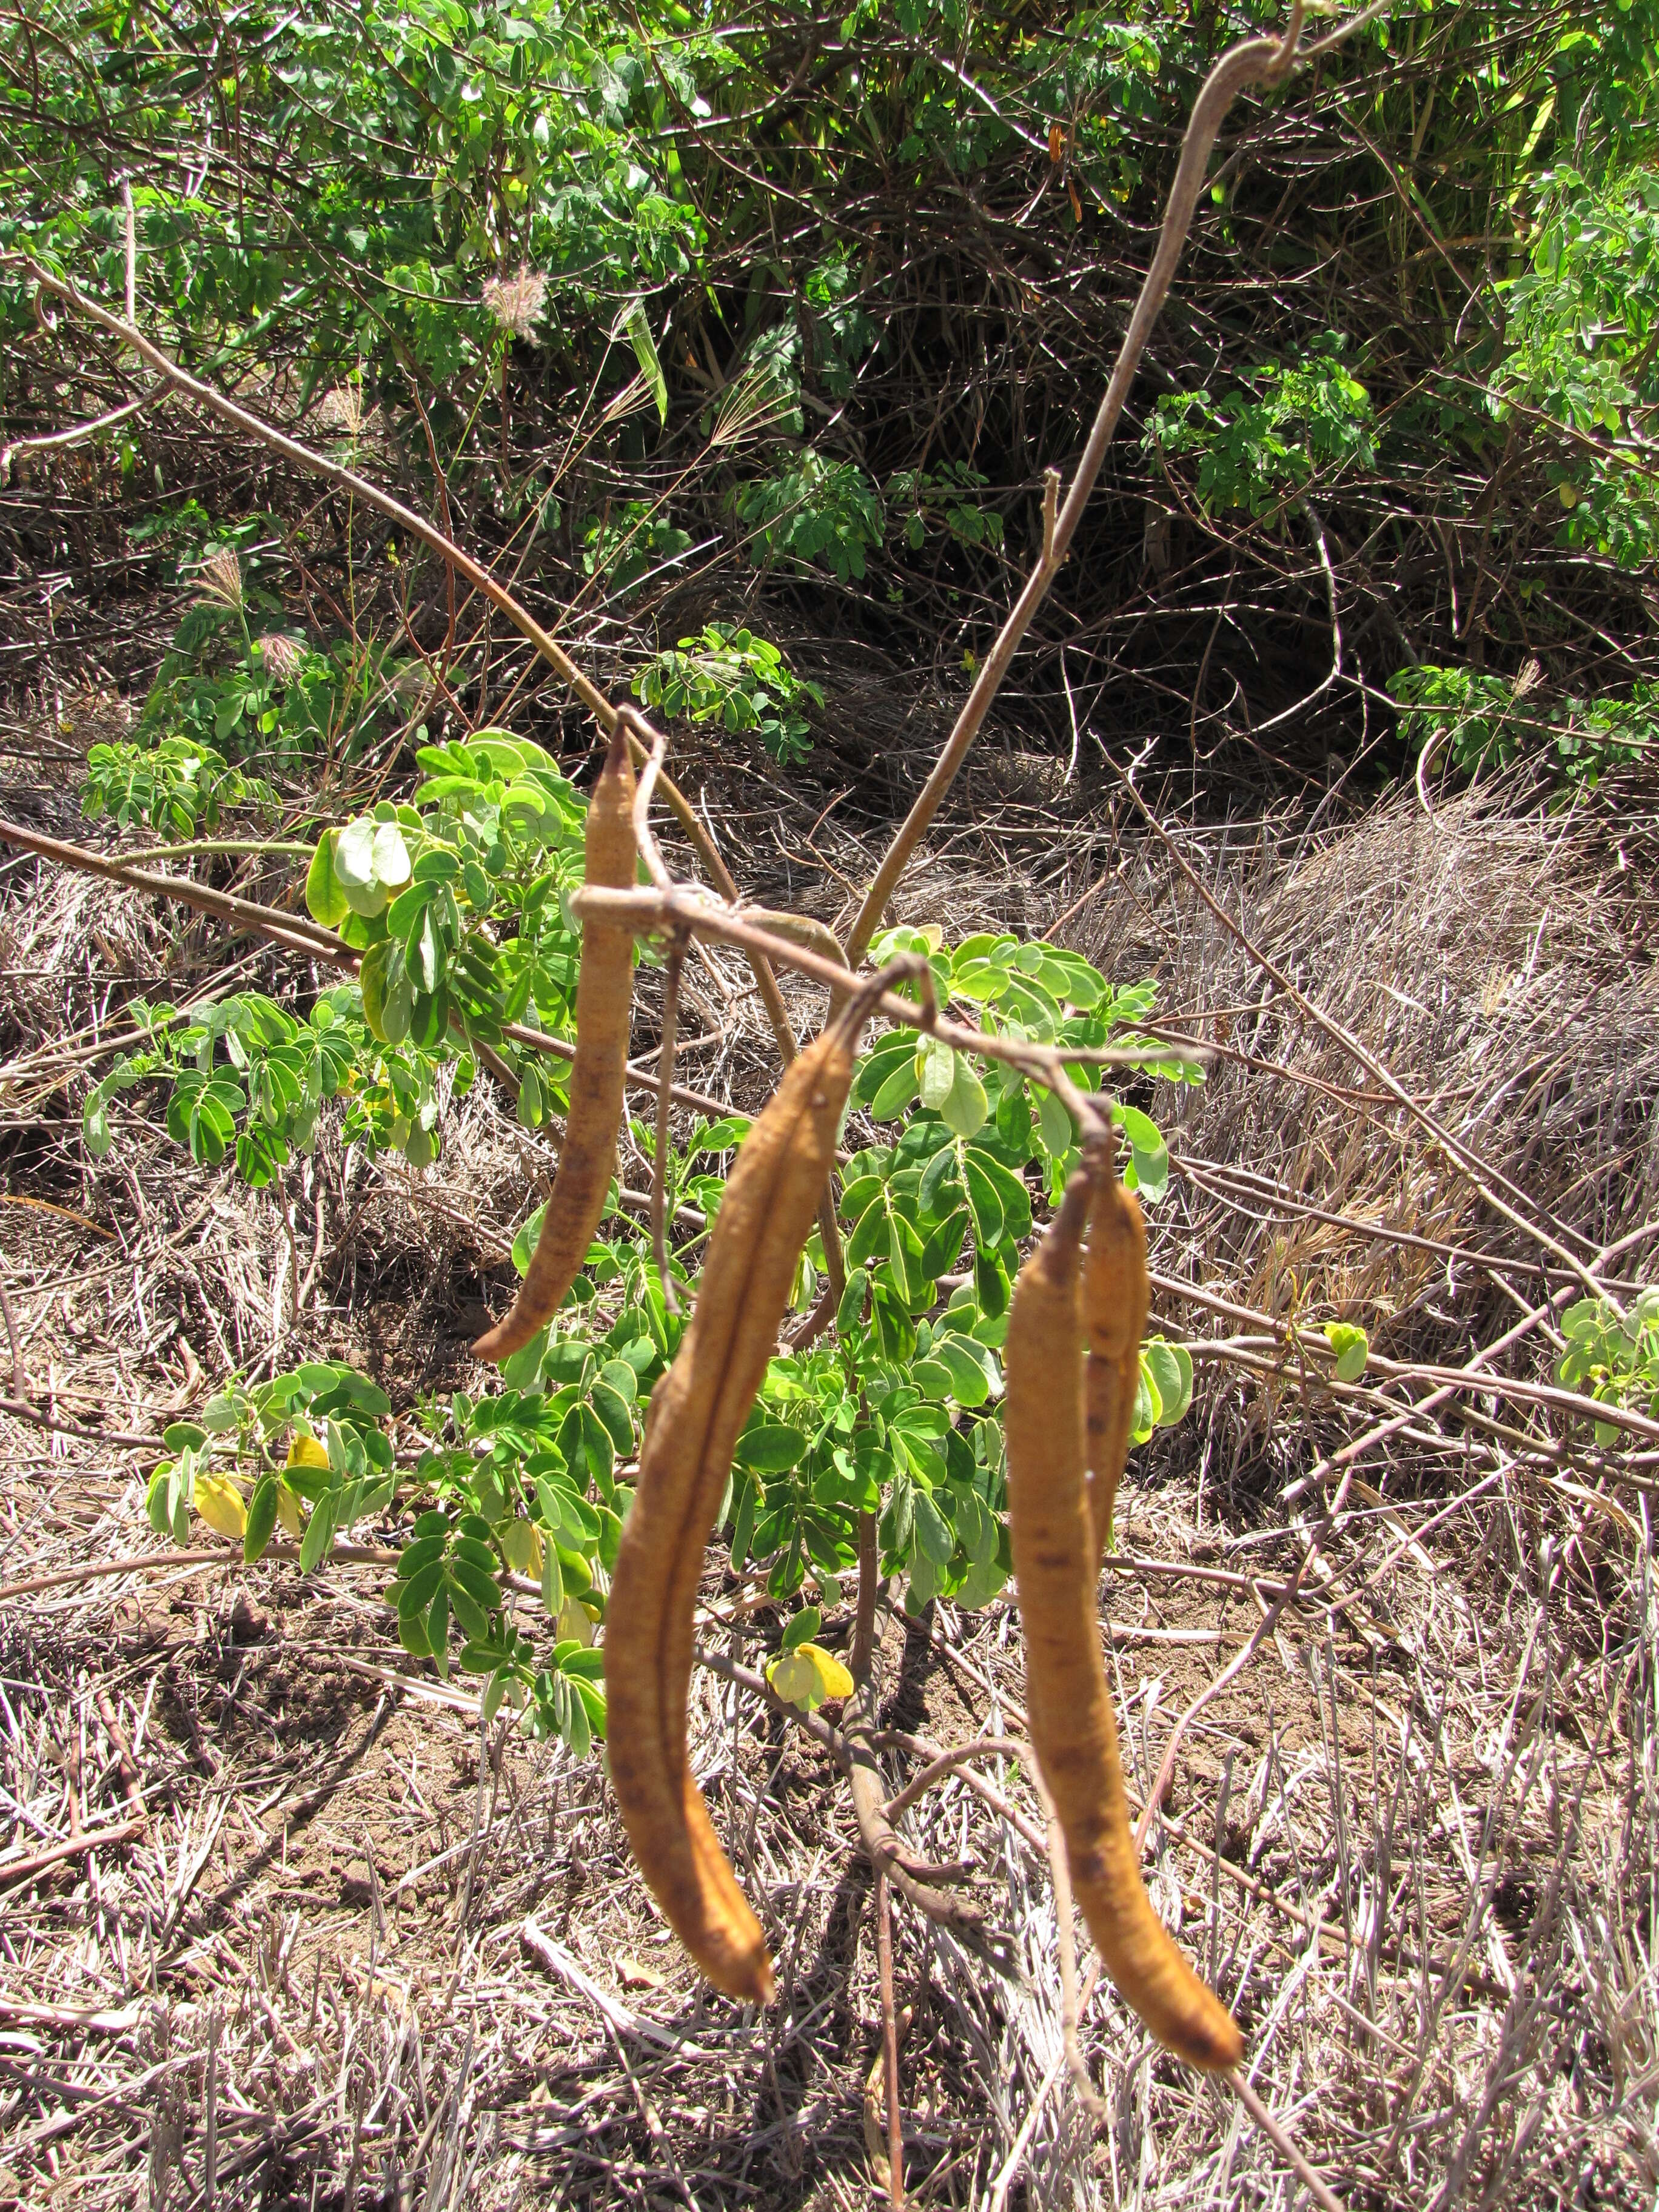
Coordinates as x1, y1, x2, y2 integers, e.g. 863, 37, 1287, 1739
1225, 2069, 1346, 2212
0, 819, 734, 1122
1105, 759, 1614, 1305
839, 0, 1395, 966
0, 1817, 149, 1890
0, 1397, 166, 1451
1146, 1258, 1659, 1453
1129, 1213, 1653, 1862
0, 1540, 400, 1607
94, 1686, 147, 1832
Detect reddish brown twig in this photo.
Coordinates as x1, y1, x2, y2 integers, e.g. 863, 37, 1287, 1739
876, 1869, 903, 2210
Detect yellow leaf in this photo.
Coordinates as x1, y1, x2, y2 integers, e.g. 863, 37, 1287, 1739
766, 1644, 853, 1711
274, 1481, 305, 1537
286, 1432, 329, 1470
194, 1473, 247, 1541
800, 1644, 854, 1701
498, 1520, 543, 1577
767, 1651, 820, 1711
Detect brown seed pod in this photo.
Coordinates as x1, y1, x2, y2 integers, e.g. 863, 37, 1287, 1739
474, 720, 637, 1364
605, 989, 877, 2002
1006, 1167, 1242, 2072
1083, 1171, 1150, 1565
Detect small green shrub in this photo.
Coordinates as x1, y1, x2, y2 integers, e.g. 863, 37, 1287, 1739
888, 462, 1005, 552
734, 454, 885, 581
81, 735, 277, 840
1144, 337, 1375, 516
1557, 1290, 1659, 1445
804, 249, 881, 398
1498, 166, 1659, 571
581, 501, 694, 596
635, 624, 825, 765
1391, 662, 1657, 785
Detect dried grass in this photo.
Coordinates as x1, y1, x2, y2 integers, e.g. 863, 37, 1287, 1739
0, 732, 1654, 2210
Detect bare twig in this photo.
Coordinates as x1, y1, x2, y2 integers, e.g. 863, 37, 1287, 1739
119, 176, 136, 322
1225, 2066, 1346, 2212
1042, 1785, 1107, 2122
95, 1687, 147, 1832
0, 1278, 24, 1399
0, 817, 736, 1119
843, 1701, 1016, 1968
0, 380, 166, 486
572, 883, 1204, 1087
876, 1870, 903, 2210
0, 1817, 147, 1889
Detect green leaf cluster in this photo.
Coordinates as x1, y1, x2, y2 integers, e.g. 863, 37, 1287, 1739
1390, 663, 1658, 786
147, 1362, 395, 1570
81, 736, 277, 842
635, 624, 825, 766
887, 463, 1005, 554
1558, 1290, 1659, 1446
581, 501, 694, 597
734, 455, 886, 583
1145, 337, 1376, 520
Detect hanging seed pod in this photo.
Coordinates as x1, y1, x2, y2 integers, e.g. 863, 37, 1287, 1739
1083, 1170, 1149, 1564
474, 720, 636, 1363
1007, 1163, 1241, 2071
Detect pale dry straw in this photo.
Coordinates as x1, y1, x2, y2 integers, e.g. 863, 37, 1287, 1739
193, 545, 244, 611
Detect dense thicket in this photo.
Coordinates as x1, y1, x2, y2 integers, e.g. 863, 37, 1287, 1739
4, 0, 1658, 811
